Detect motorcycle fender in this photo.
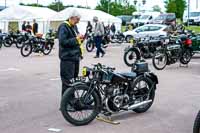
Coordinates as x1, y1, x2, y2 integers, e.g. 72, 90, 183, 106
146, 72, 159, 85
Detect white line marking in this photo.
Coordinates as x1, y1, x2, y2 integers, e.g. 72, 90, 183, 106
48, 128, 62, 132
49, 78, 60, 81
0, 67, 21, 72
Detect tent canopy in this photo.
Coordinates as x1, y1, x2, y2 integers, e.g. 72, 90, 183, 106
51, 7, 121, 23
0, 5, 57, 21
50, 7, 122, 34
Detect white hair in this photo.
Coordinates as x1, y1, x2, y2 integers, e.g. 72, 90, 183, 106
68, 9, 81, 19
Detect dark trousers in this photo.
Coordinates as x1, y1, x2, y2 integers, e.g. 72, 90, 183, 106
94, 36, 105, 57
60, 60, 80, 96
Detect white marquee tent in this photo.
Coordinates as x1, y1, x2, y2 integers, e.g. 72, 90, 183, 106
0, 5, 57, 33
50, 7, 122, 34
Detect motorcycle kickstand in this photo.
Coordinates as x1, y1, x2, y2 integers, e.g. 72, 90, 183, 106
96, 115, 120, 125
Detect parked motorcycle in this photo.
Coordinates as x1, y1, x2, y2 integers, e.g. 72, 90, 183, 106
20, 34, 54, 57
193, 110, 200, 133
110, 31, 125, 44
85, 32, 108, 52
152, 34, 193, 70
3, 31, 22, 48
60, 61, 158, 126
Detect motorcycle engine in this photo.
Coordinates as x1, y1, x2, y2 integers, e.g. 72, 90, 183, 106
104, 85, 129, 112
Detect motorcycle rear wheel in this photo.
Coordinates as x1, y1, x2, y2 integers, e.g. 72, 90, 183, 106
180, 49, 192, 64
132, 76, 155, 113
86, 41, 95, 52
20, 43, 32, 57
42, 43, 53, 55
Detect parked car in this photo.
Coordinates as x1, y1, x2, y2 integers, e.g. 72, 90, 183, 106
183, 11, 200, 25
117, 15, 133, 26
123, 24, 169, 42
150, 13, 176, 26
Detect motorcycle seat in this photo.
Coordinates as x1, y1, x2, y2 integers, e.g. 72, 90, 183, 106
118, 72, 137, 79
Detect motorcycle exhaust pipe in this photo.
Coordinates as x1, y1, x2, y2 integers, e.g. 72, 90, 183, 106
127, 100, 152, 110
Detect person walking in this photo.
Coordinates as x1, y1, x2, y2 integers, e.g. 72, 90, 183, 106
93, 16, 105, 58
57, 10, 83, 96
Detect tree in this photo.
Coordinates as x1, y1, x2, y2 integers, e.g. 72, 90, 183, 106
19, 2, 44, 7
95, 0, 136, 16
152, 5, 161, 12
165, 0, 186, 20
47, 1, 65, 12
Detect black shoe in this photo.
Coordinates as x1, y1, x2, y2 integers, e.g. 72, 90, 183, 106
101, 53, 105, 57
94, 56, 99, 58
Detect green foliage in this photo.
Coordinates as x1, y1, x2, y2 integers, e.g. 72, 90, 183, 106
19, 2, 44, 7
165, 0, 186, 20
152, 5, 162, 12
95, 0, 136, 16
47, 2, 65, 12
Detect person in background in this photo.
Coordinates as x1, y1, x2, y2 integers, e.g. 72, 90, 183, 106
26, 21, 32, 34
93, 16, 105, 58
57, 10, 83, 96
110, 23, 116, 35
32, 19, 38, 35
22, 21, 26, 31
86, 21, 92, 33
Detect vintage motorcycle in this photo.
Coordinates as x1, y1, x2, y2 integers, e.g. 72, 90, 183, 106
60, 61, 158, 126
193, 110, 200, 133
20, 33, 54, 57
152, 34, 193, 70
85, 32, 109, 52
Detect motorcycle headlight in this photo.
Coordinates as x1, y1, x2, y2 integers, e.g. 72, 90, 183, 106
82, 66, 91, 77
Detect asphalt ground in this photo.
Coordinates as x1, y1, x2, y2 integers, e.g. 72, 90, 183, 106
0, 42, 200, 133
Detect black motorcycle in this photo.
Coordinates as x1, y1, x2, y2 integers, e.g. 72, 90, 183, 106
20, 35, 54, 57
110, 31, 125, 44
60, 61, 158, 126
85, 33, 109, 52
152, 34, 193, 70
3, 31, 22, 48
193, 111, 200, 133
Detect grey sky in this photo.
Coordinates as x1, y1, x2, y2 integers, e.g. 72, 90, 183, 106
0, 0, 165, 11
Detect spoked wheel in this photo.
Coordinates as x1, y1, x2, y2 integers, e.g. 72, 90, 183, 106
20, 43, 32, 57
4, 38, 12, 47
16, 40, 23, 49
193, 110, 200, 133
152, 50, 167, 70
61, 84, 100, 126
0, 41, 2, 49
42, 43, 52, 55
132, 76, 155, 113
86, 40, 95, 52
180, 49, 192, 64
123, 48, 141, 67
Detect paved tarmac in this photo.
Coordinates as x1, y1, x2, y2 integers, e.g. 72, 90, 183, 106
0, 43, 200, 133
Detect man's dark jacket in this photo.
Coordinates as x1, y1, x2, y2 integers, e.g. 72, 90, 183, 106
58, 22, 81, 61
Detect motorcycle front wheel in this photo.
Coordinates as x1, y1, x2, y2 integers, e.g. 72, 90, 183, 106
3, 38, 12, 47
42, 43, 53, 55
61, 84, 100, 126
152, 50, 167, 70
20, 43, 32, 57
193, 111, 200, 133
86, 40, 95, 52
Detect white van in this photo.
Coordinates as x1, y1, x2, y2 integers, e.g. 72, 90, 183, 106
183, 10, 200, 25
137, 12, 160, 26
131, 12, 160, 27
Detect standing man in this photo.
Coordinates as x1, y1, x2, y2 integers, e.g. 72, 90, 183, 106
32, 19, 38, 35
110, 23, 116, 35
22, 21, 26, 31
57, 10, 83, 96
93, 16, 105, 58
26, 21, 32, 34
